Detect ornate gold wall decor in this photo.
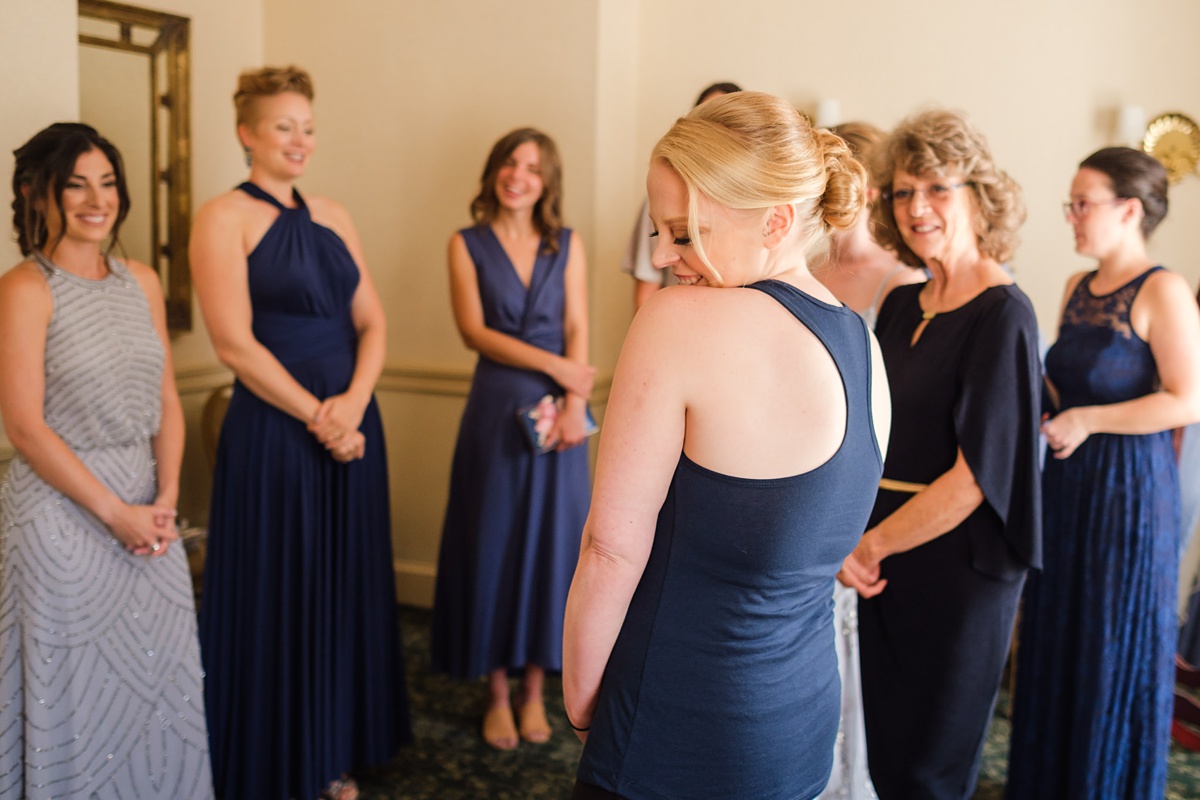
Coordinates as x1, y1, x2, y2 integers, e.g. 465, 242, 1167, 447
1142, 112, 1200, 185
78, 0, 192, 331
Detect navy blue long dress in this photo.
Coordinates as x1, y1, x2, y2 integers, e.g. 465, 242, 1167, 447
1008, 267, 1177, 800
431, 225, 589, 679
575, 280, 884, 800
200, 183, 411, 800
859, 283, 1042, 800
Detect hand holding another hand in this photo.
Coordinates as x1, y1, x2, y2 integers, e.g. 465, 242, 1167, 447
838, 533, 887, 599
327, 430, 366, 463
107, 502, 179, 557
308, 393, 368, 446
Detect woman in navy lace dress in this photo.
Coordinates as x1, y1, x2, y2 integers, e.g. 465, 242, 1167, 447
1007, 147, 1200, 799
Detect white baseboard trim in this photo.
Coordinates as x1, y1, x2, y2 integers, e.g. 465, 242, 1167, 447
174, 365, 233, 395
394, 558, 436, 608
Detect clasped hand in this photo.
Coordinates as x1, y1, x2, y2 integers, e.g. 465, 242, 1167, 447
308, 392, 368, 462
109, 503, 178, 557
837, 533, 887, 598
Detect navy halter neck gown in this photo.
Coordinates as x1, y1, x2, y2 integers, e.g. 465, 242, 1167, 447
200, 182, 411, 800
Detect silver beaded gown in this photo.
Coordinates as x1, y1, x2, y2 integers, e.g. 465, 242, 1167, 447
0, 254, 214, 799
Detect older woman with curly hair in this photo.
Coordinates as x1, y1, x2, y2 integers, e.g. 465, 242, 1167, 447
837, 109, 1043, 799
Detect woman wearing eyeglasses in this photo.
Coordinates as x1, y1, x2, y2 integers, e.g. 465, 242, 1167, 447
836, 109, 1042, 799
1006, 147, 1200, 799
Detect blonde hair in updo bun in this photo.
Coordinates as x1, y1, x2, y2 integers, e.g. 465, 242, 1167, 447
650, 91, 867, 285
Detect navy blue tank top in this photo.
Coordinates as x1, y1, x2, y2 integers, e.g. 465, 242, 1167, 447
577, 280, 884, 799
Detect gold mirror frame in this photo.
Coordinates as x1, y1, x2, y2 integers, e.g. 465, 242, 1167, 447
78, 0, 192, 332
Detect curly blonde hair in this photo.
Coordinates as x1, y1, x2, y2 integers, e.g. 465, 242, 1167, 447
870, 109, 1024, 267
651, 91, 867, 285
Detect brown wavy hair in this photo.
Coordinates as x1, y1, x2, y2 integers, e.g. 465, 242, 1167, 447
11, 123, 130, 258
870, 109, 1024, 267
470, 128, 564, 253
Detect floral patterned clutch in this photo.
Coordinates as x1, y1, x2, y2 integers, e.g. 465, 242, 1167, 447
516, 394, 599, 454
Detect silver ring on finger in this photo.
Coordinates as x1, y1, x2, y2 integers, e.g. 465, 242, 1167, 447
151, 542, 161, 552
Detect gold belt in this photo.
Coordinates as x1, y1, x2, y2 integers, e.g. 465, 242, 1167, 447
878, 477, 929, 493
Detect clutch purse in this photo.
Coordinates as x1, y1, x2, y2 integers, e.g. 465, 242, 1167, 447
516, 394, 598, 454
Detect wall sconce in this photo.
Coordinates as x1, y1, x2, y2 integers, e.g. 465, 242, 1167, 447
1117, 104, 1146, 149
815, 98, 842, 129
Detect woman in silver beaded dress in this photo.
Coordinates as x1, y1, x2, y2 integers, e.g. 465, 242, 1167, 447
0, 124, 213, 798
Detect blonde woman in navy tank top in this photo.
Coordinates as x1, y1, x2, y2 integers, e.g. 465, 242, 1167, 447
563, 92, 892, 800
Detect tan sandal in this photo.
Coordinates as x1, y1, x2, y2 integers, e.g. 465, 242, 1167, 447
483, 703, 519, 750
320, 775, 358, 800
518, 699, 552, 744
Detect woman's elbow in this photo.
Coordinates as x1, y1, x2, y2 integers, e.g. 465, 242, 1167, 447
1181, 391, 1200, 427
455, 325, 483, 353
211, 337, 257, 377
5, 418, 48, 459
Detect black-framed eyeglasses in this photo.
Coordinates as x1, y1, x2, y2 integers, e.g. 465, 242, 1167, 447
1062, 198, 1128, 219
881, 181, 971, 205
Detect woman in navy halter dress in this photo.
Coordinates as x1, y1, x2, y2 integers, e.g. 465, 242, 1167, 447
431, 129, 593, 750
564, 92, 890, 799
1007, 148, 1200, 799
192, 68, 409, 800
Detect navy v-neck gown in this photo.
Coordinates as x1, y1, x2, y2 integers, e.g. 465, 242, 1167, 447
199, 183, 411, 800
431, 225, 590, 679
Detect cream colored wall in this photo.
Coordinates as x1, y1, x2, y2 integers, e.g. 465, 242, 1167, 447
634, 0, 1200, 332
0, 0, 79, 465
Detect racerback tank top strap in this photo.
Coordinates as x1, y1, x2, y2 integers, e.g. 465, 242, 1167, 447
748, 278, 882, 467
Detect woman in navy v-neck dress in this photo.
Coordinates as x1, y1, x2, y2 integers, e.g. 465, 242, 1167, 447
192, 67, 410, 800
431, 129, 593, 750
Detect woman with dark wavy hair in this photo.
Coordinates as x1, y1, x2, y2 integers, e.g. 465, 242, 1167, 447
838, 109, 1043, 799
0, 123, 212, 797
431, 128, 594, 750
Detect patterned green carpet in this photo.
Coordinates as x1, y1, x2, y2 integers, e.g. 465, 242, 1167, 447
352, 607, 1200, 799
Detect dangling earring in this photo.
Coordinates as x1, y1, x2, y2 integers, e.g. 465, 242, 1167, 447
243, 147, 252, 168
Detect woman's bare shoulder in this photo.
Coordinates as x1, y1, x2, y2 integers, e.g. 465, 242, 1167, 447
0, 259, 48, 292
194, 188, 260, 224
0, 260, 52, 318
